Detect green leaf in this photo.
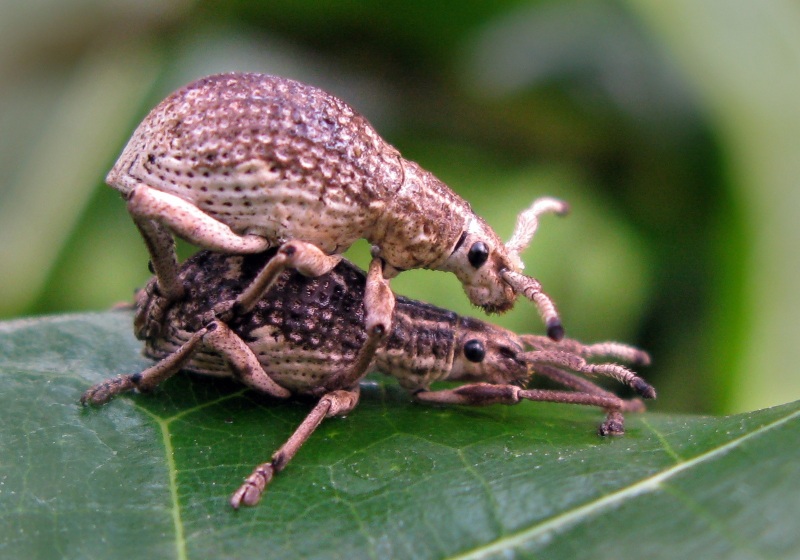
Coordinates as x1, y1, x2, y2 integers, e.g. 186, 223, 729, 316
1, 313, 798, 560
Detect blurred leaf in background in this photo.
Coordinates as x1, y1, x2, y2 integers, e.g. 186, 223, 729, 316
1, 0, 799, 416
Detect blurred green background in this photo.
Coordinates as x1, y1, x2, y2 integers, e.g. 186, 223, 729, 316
1, 0, 799, 415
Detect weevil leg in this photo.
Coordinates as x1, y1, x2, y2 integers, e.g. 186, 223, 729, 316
414, 383, 624, 409
127, 183, 272, 324
520, 338, 651, 432
133, 282, 171, 340
200, 320, 291, 399
521, 350, 656, 399
230, 387, 360, 509
81, 319, 291, 406
127, 184, 272, 254
414, 384, 630, 435
534, 364, 645, 435
520, 335, 651, 366
221, 240, 343, 319
132, 217, 184, 303
80, 326, 208, 405
533, 365, 645, 411
320, 316, 384, 393
364, 256, 395, 337
317, 257, 393, 391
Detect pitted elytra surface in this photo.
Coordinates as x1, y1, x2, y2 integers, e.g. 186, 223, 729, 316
110, 73, 464, 264
140, 251, 461, 393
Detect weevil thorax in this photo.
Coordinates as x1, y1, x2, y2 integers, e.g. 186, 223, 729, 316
437, 214, 519, 314
375, 296, 461, 391
446, 316, 530, 385
377, 301, 530, 391
371, 159, 470, 274
369, 158, 520, 316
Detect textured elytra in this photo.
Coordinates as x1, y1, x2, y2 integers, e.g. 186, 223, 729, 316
134, 250, 653, 406
110, 73, 471, 268
138, 250, 462, 394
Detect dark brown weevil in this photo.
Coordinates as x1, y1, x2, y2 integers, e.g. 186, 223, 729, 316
82, 250, 655, 508
108, 72, 569, 358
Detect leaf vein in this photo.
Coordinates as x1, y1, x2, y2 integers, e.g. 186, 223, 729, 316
137, 406, 187, 560
640, 417, 683, 462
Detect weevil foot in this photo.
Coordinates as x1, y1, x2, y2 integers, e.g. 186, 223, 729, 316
598, 411, 625, 436
230, 464, 274, 509
81, 375, 136, 406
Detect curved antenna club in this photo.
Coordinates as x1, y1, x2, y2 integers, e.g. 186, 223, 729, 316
506, 197, 570, 269
501, 269, 564, 341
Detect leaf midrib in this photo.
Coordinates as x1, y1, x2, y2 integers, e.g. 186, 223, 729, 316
132, 388, 248, 560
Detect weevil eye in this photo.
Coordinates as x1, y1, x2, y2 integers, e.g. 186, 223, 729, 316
467, 242, 489, 268
464, 339, 486, 362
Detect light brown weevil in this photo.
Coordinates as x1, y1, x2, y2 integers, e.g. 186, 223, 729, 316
82, 249, 655, 508
108, 72, 569, 358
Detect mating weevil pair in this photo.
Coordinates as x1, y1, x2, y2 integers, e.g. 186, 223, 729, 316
109, 72, 568, 349
83, 249, 654, 508
83, 72, 655, 507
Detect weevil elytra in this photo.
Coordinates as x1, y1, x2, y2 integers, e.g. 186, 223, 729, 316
82, 250, 655, 509
108, 72, 569, 362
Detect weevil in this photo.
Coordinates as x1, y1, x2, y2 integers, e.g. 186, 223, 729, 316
82, 249, 655, 509
108, 72, 569, 359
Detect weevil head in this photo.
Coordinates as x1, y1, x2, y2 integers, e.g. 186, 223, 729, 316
440, 217, 520, 314
440, 198, 569, 341
447, 317, 531, 386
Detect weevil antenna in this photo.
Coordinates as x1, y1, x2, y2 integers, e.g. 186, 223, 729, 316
519, 335, 651, 366
521, 349, 656, 399
506, 197, 570, 269
500, 269, 564, 341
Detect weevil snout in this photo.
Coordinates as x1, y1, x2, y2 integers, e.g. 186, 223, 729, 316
443, 229, 519, 313
446, 238, 563, 340
464, 266, 518, 314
